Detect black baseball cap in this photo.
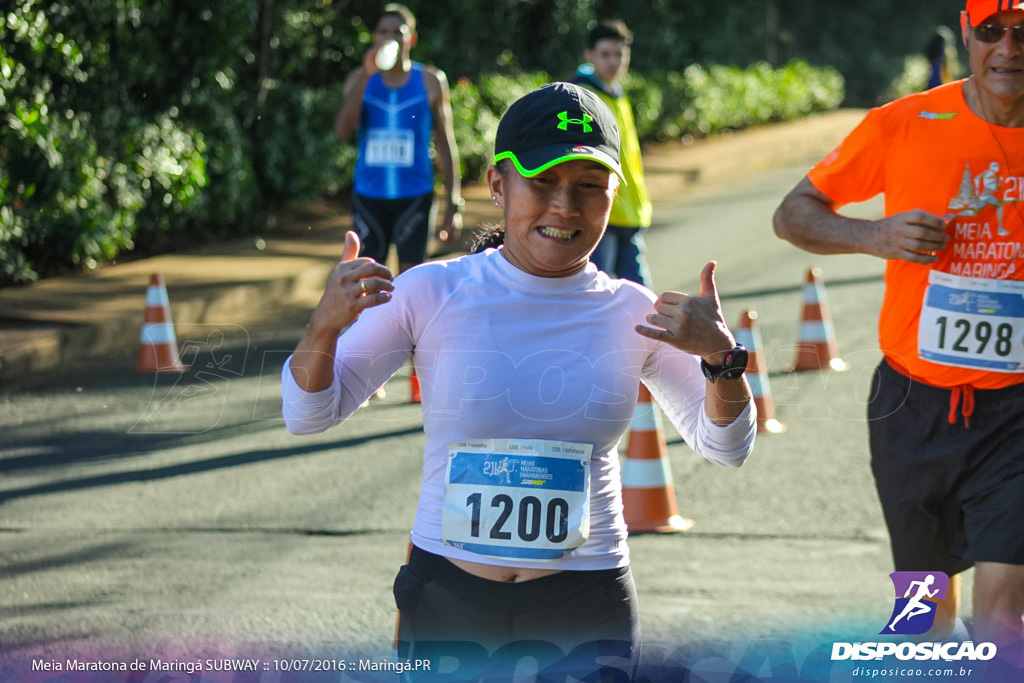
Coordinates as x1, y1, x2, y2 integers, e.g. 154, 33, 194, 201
494, 82, 625, 184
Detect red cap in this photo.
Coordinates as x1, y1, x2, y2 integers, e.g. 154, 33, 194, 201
965, 0, 1024, 23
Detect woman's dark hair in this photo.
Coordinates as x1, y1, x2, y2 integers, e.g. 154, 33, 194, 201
470, 224, 505, 253
470, 159, 513, 253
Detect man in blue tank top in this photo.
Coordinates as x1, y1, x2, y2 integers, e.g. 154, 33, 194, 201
335, 3, 463, 273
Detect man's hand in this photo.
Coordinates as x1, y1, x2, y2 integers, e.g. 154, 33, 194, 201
361, 43, 386, 77
864, 210, 950, 264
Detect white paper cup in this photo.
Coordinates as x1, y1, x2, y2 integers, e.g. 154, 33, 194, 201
374, 40, 399, 71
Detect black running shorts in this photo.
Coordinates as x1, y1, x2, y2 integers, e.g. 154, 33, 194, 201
868, 359, 1024, 575
351, 191, 435, 265
392, 545, 639, 679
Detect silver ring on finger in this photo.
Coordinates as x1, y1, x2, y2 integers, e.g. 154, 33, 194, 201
360, 280, 368, 294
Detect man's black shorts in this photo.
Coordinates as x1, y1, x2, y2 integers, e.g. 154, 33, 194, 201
351, 191, 435, 265
868, 359, 1024, 575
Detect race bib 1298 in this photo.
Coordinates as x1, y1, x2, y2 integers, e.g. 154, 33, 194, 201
918, 271, 1024, 373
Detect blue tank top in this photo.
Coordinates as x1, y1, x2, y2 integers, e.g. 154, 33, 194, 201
354, 62, 435, 199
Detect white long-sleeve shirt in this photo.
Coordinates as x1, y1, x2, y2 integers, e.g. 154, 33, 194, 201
282, 248, 755, 570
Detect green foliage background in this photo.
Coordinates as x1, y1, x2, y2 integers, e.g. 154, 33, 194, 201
1, 0, 963, 285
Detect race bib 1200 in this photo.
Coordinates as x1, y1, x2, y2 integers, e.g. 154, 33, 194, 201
441, 438, 592, 561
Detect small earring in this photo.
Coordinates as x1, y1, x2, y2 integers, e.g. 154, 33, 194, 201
492, 197, 500, 207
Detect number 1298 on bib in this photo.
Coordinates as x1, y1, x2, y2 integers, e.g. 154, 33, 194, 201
918, 280, 1024, 373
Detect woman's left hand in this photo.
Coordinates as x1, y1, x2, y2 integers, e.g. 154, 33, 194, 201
634, 261, 736, 359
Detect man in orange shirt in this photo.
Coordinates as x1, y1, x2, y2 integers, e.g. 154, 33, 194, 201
774, 0, 1024, 650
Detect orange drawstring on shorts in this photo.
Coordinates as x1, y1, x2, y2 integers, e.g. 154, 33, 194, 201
948, 384, 975, 428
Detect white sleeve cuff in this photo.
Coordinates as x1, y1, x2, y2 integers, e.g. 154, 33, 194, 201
280, 356, 343, 435
694, 399, 757, 468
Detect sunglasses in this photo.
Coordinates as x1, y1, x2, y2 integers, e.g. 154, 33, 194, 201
972, 22, 1024, 43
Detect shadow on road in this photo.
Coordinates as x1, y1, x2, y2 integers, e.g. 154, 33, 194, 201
0, 423, 424, 504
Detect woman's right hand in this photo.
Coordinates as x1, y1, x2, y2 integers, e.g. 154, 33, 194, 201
309, 231, 395, 337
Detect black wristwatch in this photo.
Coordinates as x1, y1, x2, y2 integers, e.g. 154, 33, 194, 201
700, 345, 748, 383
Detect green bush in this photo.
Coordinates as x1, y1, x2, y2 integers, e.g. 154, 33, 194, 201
621, 59, 843, 143
452, 72, 548, 182
446, 61, 843, 185
185, 93, 261, 231
126, 114, 208, 255
249, 83, 339, 203
449, 78, 499, 184
882, 43, 965, 102
0, 0, 256, 283
2, 0, 856, 287
1, 13, 138, 277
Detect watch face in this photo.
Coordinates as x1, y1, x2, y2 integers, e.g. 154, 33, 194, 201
703, 346, 748, 382
728, 347, 749, 373
720, 365, 746, 381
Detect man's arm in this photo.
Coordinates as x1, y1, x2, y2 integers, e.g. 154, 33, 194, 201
773, 176, 950, 264
335, 67, 371, 140
335, 45, 388, 140
426, 66, 462, 241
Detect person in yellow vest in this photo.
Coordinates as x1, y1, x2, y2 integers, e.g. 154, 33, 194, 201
573, 20, 654, 286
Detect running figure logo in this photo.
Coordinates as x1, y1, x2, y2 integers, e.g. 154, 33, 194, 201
482, 456, 517, 484
881, 571, 950, 635
947, 161, 1015, 236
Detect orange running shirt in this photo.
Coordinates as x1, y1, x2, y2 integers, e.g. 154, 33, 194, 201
808, 80, 1024, 389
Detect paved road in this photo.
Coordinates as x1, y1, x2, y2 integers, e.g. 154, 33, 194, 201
0, 161, 995, 681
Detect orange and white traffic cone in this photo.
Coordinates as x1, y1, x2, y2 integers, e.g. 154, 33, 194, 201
136, 272, 185, 372
788, 267, 847, 372
735, 309, 785, 434
620, 384, 694, 534
409, 370, 421, 403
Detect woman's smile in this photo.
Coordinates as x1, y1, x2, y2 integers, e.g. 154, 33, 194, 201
538, 226, 579, 240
